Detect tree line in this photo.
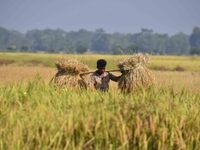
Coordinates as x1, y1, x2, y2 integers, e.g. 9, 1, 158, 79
0, 26, 200, 55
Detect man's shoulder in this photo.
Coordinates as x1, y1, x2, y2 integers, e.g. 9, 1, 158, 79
91, 70, 98, 76
91, 71, 109, 77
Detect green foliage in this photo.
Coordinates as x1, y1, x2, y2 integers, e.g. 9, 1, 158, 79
167, 33, 190, 54
190, 48, 200, 55
190, 27, 200, 55
0, 77, 200, 149
0, 26, 197, 55
0, 27, 27, 51
20, 45, 30, 52
190, 27, 200, 48
111, 44, 139, 54
91, 29, 110, 52
7, 45, 17, 51
75, 42, 88, 54
111, 45, 124, 54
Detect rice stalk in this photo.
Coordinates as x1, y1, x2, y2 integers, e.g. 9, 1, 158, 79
54, 58, 92, 89
118, 54, 155, 93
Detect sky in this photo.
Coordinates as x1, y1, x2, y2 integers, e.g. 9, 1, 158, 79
0, 0, 200, 35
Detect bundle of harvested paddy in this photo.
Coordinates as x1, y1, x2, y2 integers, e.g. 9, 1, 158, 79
118, 54, 155, 93
54, 58, 92, 88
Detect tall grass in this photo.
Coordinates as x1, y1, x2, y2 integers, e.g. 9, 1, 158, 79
0, 76, 200, 149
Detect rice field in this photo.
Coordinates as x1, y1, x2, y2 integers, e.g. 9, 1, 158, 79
0, 52, 200, 149
0, 52, 200, 71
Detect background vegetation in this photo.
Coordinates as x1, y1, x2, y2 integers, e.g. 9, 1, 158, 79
1, 26, 200, 55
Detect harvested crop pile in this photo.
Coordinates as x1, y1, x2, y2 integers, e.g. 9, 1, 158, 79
54, 58, 92, 88
118, 54, 155, 93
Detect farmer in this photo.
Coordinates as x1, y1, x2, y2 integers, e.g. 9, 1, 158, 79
90, 59, 123, 91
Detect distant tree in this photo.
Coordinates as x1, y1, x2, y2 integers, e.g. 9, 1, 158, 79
111, 45, 124, 54
7, 45, 17, 51
190, 48, 200, 55
134, 29, 152, 52
109, 33, 130, 53
125, 44, 139, 54
75, 42, 88, 54
20, 45, 29, 52
0, 27, 9, 50
167, 33, 190, 54
0, 27, 27, 51
189, 27, 200, 55
129, 30, 169, 54
152, 34, 169, 54
0, 25, 197, 55
91, 29, 110, 52
189, 27, 200, 48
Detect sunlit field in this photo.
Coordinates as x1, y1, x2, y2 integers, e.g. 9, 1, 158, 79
0, 52, 200, 149
0, 52, 199, 91
0, 52, 200, 71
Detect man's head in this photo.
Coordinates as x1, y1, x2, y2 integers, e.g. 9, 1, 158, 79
96, 59, 107, 75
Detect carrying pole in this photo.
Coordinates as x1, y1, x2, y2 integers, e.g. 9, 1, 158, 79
79, 69, 121, 77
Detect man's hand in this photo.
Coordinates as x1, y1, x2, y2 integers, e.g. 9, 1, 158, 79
120, 68, 125, 74
120, 68, 128, 74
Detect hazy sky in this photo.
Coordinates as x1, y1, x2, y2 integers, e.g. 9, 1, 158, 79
0, 0, 200, 34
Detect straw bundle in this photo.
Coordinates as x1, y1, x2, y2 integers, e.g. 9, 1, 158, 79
54, 58, 92, 88
118, 54, 155, 93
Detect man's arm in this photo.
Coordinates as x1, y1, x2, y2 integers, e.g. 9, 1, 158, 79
109, 73, 122, 82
